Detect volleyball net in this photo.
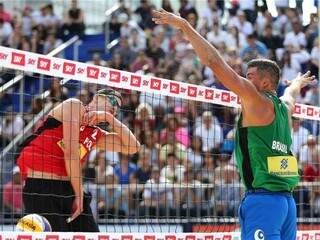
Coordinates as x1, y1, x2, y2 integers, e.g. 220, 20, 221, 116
0, 46, 319, 238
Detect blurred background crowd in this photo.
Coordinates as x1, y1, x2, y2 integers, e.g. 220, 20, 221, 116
0, 0, 319, 222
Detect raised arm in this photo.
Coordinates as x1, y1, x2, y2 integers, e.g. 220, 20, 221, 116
280, 71, 316, 115
89, 111, 140, 154
152, 9, 260, 100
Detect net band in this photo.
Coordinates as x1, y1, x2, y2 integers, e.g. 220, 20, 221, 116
0, 231, 320, 239
0, 46, 319, 121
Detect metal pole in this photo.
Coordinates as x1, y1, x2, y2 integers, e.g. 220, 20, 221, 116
19, 74, 24, 114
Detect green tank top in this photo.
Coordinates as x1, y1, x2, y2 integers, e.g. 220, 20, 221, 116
235, 93, 299, 192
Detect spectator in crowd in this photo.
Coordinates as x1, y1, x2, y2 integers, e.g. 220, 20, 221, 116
136, 146, 152, 184
0, 2, 12, 23
212, 164, 241, 217
229, 10, 253, 36
145, 34, 165, 67
86, 53, 106, 67
187, 136, 203, 171
240, 33, 268, 61
0, 17, 12, 45
0, 112, 24, 145
206, 20, 229, 48
97, 173, 127, 218
134, 102, 155, 144
195, 111, 223, 152
300, 135, 320, 182
292, 117, 310, 157
178, 0, 198, 22
128, 28, 146, 52
284, 20, 306, 49
61, 0, 85, 39
43, 33, 63, 55
48, 77, 68, 104
3, 166, 23, 217
259, 24, 283, 57
140, 166, 173, 217
199, 150, 216, 183
160, 114, 189, 147
114, 153, 137, 185
310, 37, 319, 79
161, 0, 174, 13
115, 37, 137, 67
160, 153, 186, 183
134, 0, 155, 30
130, 49, 154, 73
107, 53, 126, 71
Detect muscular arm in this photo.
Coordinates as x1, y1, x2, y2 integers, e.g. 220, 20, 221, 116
96, 113, 140, 154
50, 99, 85, 199
152, 10, 262, 103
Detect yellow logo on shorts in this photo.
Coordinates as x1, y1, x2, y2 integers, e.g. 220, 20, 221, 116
267, 156, 298, 177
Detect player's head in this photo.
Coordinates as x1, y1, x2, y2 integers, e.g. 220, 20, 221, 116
246, 59, 280, 92
89, 88, 122, 115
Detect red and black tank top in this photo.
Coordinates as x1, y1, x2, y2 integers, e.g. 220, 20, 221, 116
17, 116, 102, 179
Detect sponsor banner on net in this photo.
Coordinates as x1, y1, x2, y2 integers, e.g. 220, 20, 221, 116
0, 46, 319, 121
0, 232, 320, 240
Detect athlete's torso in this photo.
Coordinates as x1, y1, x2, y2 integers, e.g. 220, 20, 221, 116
17, 116, 102, 178
235, 93, 299, 192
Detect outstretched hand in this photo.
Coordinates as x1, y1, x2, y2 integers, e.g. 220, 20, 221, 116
285, 71, 317, 88
152, 9, 185, 29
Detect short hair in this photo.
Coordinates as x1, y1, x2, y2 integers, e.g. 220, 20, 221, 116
95, 88, 122, 106
247, 59, 281, 88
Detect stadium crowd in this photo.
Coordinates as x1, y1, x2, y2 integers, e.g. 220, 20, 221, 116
0, 0, 319, 221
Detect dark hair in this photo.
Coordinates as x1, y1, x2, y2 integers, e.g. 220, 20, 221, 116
96, 88, 122, 106
247, 59, 281, 88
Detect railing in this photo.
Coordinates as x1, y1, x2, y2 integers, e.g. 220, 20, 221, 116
104, 2, 121, 52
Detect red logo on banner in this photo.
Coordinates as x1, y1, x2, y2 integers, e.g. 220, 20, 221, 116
63, 62, 76, 75
11, 52, 25, 66
165, 235, 176, 240
98, 235, 109, 240
72, 235, 86, 240
222, 235, 232, 240
17, 235, 32, 240
144, 235, 155, 240
150, 78, 162, 90
109, 70, 121, 83
307, 107, 314, 116
301, 234, 309, 240
221, 92, 230, 102
170, 82, 180, 94
121, 235, 133, 240
237, 96, 241, 105
294, 105, 301, 114
205, 236, 213, 240
188, 86, 197, 97
186, 235, 196, 240
37, 57, 51, 71
205, 89, 214, 100
131, 75, 142, 87
46, 235, 59, 240
87, 66, 100, 79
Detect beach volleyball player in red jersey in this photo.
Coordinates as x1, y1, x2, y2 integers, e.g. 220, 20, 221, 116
17, 88, 140, 232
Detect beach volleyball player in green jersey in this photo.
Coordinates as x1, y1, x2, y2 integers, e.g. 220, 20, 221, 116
152, 9, 316, 239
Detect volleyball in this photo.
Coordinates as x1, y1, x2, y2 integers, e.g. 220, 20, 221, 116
15, 214, 52, 232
